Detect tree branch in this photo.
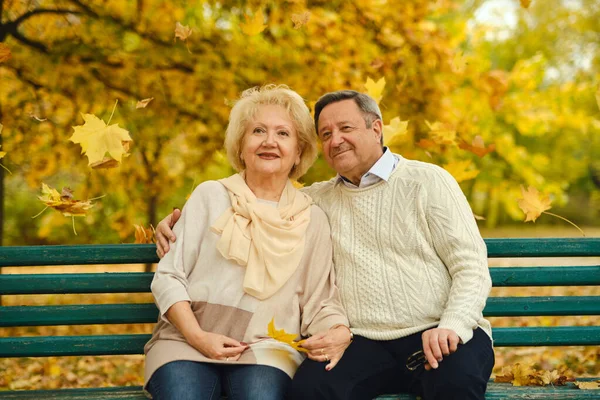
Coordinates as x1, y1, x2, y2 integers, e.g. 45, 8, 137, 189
12, 8, 81, 27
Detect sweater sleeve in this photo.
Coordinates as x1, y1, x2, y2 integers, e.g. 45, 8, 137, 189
151, 184, 208, 323
299, 206, 349, 337
425, 167, 491, 343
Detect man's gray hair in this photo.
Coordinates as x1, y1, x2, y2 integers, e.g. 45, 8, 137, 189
314, 90, 383, 140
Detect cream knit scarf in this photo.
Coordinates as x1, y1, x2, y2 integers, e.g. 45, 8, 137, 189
210, 173, 313, 300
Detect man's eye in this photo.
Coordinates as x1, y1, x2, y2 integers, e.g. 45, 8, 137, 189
321, 132, 331, 139
342, 126, 352, 131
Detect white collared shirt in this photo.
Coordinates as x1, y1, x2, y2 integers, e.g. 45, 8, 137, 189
336, 147, 400, 188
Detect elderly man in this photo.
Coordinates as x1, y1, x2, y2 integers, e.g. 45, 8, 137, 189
155, 90, 494, 400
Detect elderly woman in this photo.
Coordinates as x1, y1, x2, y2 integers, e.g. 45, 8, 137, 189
144, 85, 351, 400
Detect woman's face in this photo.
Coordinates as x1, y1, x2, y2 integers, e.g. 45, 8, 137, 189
241, 104, 301, 180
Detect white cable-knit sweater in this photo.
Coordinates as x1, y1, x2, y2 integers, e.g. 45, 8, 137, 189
302, 155, 492, 343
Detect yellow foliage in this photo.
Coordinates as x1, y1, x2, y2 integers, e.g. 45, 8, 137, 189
69, 112, 132, 168
133, 224, 155, 244
425, 120, 457, 145
459, 135, 495, 158
494, 363, 574, 387
383, 117, 409, 146
517, 185, 551, 222
291, 11, 311, 29
241, 9, 267, 36
266, 318, 307, 353
364, 77, 386, 104
443, 160, 479, 183
520, 0, 532, 9
0, 43, 11, 63
174, 22, 192, 41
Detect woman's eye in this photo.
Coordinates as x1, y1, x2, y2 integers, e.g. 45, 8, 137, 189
278, 131, 289, 136
253, 127, 264, 134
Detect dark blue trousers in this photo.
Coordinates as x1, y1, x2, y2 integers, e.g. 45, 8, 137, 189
290, 328, 494, 400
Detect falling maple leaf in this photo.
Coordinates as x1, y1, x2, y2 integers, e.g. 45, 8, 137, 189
517, 186, 551, 222
174, 22, 192, 41
241, 9, 267, 36
266, 318, 307, 353
517, 185, 585, 235
291, 11, 310, 29
28, 112, 47, 122
34, 184, 100, 235
136, 97, 154, 109
443, 160, 479, 183
69, 101, 132, 168
364, 77, 385, 104
520, 0, 532, 9
134, 224, 155, 244
459, 136, 495, 157
425, 120, 456, 145
574, 381, 600, 390
0, 43, 11, 63
383, 117, 409, 146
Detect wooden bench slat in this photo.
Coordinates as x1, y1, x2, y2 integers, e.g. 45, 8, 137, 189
2, 327, 598, 358
2, 266, 598, 296
2, 296, 598, 327
0, 304, 158, 327
1, 238, 598, 267
484, 296, 600, 316
1, 382, 598, 400
0, 273, 153, 295
490, 266, 600, 286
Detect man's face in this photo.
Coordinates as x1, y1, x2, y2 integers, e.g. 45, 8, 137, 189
317, 99, 383, 182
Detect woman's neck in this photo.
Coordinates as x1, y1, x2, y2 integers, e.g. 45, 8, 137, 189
244, 173, 288, 202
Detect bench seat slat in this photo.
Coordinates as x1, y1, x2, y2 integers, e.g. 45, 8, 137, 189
2, 267, 598, 296
1, 327, 599, 357
0, 273, 153, 295
1, 382, 599, 400
2, 296, 599, 327
0, 238, 598, 267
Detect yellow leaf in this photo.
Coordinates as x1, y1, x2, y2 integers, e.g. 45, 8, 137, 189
0, 43, 11, 63
37, 183, 96, 217
520, 0, 532, 9
517, 185, 552, 222
134, 224, 155, 244
267, 318, 307, 353
136, 97, 154, 109
70, 113, 132, 167
383, 117, 409, 146
174, 22, 192, 41
364, 77, 385, 104
425, 120, 456, 145
291, 11, 311, 29
511, 363, 535, 386
443, 160, 479, 183
459, 136, 495, 157
574, 381, 600, 390
451, 51, 467, 73
241, 9, 267, 36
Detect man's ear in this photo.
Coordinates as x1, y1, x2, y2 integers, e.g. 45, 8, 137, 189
372, 119, 383, 143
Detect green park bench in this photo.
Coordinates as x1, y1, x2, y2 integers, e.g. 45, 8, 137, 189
0, 238, 599, 399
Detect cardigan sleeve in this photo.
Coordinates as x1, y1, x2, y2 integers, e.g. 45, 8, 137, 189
299, 206, 349, 337
425, 167, 491, 343
150, 184, 208, 323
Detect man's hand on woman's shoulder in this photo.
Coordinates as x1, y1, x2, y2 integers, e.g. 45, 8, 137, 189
156, 208, 181, 258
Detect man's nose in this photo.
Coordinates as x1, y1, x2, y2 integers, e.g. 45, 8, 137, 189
330, 131, 344, 147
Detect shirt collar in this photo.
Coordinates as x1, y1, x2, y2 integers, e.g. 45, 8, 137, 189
335, 147, 397, 188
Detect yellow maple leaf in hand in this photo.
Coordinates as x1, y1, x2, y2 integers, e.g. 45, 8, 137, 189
241, 9, 267, 36
267, 318, 307, 353
443, 160, 479, 183
459, 135, 495, 157
517, 185, 551, 222
70, 111, 132, 167
364, 77, 385, 104
383, 117, 409, 146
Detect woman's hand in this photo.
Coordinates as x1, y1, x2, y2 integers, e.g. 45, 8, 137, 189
300, 325, 352, 370
189, 331, 248, 361
156, 209, 181, 258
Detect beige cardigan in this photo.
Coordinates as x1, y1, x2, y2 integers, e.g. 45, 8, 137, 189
144, 180, 348, 387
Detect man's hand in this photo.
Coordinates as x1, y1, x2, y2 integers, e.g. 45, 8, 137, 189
189, 330, 248, 361
421, 328, 460, 370
156, 208, 181, 258
300, 325, 352, 371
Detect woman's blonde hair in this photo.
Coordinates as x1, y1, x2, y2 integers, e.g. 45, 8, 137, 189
224, 84, 317, 180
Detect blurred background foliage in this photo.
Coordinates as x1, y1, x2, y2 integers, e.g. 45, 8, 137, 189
0, 0, 599, 245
